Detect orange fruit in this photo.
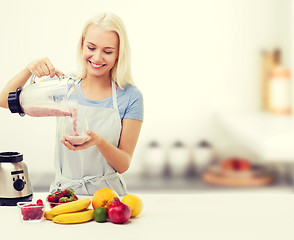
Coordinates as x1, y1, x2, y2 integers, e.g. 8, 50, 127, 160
92, 188, 119, 210
121, 194, 143, 217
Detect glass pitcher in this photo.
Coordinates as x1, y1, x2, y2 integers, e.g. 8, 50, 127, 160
8, 75, 78, 117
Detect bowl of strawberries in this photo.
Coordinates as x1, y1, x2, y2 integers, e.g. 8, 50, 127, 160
18, 199, 45, 223
46, 188, 78, 208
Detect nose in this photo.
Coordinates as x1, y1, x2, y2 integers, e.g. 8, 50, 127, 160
92, 50, 103, 62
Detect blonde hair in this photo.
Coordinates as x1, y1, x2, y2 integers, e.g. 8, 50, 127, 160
76, 12, 134, 89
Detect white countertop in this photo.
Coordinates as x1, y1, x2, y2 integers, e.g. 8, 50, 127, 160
1, 192, 294, 240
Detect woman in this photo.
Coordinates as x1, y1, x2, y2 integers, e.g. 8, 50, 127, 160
0, 12, 143, 196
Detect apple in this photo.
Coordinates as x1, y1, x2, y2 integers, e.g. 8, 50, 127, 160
221, 158, 251, 171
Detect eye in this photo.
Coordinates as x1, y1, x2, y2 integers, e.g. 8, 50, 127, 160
87, 46, 95, 51
104, 51, 113, 54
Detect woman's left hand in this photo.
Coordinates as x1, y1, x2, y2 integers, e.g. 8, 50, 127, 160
60, 130, 102, 151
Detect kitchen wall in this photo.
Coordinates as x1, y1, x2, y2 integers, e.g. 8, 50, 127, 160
0, 0, 292, 191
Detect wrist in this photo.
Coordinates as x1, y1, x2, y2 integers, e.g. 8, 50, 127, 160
23, 65, 33, 77
95, 135, 105, 148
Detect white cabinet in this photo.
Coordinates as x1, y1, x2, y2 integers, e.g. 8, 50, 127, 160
217, 112, 294, 162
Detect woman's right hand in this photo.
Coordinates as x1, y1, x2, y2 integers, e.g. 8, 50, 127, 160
26, 57, 65, 78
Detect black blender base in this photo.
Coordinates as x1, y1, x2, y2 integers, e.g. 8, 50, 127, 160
0, 194, 33, 206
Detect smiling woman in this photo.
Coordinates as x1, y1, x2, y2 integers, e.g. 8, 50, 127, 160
0, 12, 144, 197
54, 13, 144, 196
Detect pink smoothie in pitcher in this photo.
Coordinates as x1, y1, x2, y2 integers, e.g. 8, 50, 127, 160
24, 105, 72, 117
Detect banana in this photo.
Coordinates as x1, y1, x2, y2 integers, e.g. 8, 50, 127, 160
44, 210, 55, 220
52, 209, 94, 224
50, 198, 91, 216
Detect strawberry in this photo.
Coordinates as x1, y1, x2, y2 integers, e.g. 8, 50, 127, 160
47, 194, 58, 203
36, 199, 44, 206
53, 191, 64, 200
58, 195, 76, 203
61, 189, 69, 197
61, 188, 74, 197
47, 188, 77, 205
67, 188, 75, 197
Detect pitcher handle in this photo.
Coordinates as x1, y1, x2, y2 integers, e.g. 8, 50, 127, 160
29, 74, 63, 84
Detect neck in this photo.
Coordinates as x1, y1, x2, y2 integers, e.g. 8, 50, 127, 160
80, 74, 112, 101
83, 74, 111, 88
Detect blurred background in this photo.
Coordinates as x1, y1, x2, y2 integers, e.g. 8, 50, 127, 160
0, 0, 294, 193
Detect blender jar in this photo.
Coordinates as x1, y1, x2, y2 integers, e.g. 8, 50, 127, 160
8, 75, 78, 117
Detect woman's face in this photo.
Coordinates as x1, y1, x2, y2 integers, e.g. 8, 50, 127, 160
82, 25, 119, 79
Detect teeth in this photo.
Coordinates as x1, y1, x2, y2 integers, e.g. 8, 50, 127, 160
90, 62, 104, 68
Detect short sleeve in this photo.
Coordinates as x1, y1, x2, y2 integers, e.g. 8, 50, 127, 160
123, 87, 144, 121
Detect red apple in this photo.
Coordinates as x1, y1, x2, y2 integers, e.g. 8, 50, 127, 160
237, 159, 251, 171
221, 158, 251, 171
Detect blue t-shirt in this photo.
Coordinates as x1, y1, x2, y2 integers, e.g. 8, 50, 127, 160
76, 80, 144, 122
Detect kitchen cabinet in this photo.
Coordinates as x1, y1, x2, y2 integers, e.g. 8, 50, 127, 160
217, 112, 294, 162
1, 192, 294, 240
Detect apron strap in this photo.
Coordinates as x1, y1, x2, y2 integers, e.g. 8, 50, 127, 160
111, 80, 118, 110
55, 172, 121, 195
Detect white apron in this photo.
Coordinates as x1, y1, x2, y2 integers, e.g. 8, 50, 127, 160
49, 80, 128, 196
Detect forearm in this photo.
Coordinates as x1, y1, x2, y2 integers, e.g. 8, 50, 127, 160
0, 67, 32, 108
96, 136, 132, 174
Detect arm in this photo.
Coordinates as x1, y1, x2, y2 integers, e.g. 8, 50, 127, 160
0, 58, 64, 108
0, 68, 32, 108
61, 119, 143, 174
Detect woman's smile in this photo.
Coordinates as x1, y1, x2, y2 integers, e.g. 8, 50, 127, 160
88, 60, 106, 69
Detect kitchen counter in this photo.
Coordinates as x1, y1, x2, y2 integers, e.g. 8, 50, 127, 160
2, 192, 294, 240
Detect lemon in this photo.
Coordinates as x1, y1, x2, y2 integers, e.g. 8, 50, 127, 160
121, 194, 143, 217
93, 207, 108, 222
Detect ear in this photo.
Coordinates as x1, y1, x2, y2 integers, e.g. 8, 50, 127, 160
81, 37, 85, 50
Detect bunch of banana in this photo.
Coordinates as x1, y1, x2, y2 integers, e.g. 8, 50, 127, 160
45, 198, 94, 224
